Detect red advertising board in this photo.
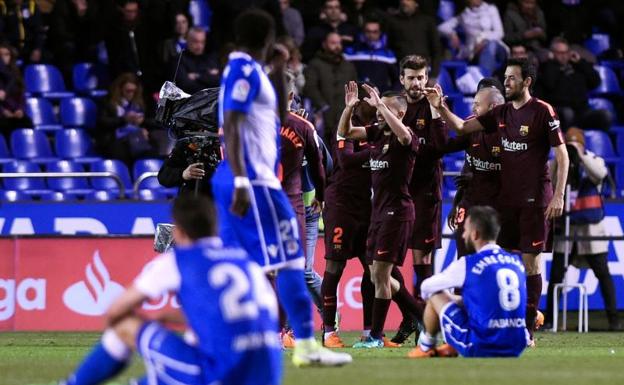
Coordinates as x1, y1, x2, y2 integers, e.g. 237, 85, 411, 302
0, 237, 411, 331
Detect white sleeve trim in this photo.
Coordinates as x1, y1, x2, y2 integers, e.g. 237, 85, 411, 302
134, 252, 181, 299
421, 258, 467, 300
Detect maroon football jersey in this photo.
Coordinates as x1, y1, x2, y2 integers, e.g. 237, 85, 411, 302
476, 98, 564, 207
325, 139, 372, 216
279, 112, 325, 206
366, 124, 418, 222
403, 97, 448, 202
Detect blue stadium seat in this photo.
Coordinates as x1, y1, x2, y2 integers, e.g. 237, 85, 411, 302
189, 0, 212, 30
451, 96, 474, 119
72, 63, 109, 98
55, 128, 102, 163
137, 188, 167, 201
591, 65, 622, 95
45, 160, 93, 197
60, 97, 97, 129
437, 67, 461, 99
455, 66, 484, 95
25, 98, 63, 132
10, 129, 58, 164
437, 0, 455, 22
2, 160, 53, 196
588, 97, 617, 120
133, 158, 177, 199
584, 130, 619, 164
584, 34, 610, 57
0, 190, 31, 202
441, 60, 468, 81
0, 135, 12, 164
90, 159, 133, 197
24, 64, 74, 99
39, 191, 69, 201
86, 189, 117, 201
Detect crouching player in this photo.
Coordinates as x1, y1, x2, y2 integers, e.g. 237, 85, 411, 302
60, 195, 282, 385
409, 206, 529, 358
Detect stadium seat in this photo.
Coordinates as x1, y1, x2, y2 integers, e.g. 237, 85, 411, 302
588, 97, 617, 121
591, 66, 622, 95
90, 159, 133, 198
25, 98, 63, 132
55, 128, 102, 164
137, 188, 167, 201
189, 0, 212, 30
85, 189, 117, 201
133, 158, 177, 199
0, 135, 12, 164
59, 97, 98, 129
24, 64, 74, 99
39, 191, 69, 201
441, 60, 468, 81
2, 160, 53, 196
0, 190, 30, 202
437, 67, 461, 99
437, 0, 455, 22
455, 66, 484, 95
72, 63, 109, 98
584, 130, 619, 164
450, 96, 474, 119
10, 129, 58, 164
584, 34, 610, 57
45, 160, 94, 197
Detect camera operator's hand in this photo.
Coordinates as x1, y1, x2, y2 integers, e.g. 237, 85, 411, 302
182, 163, 205, 180
545, 194, 564, 219
231, 187, 251, 217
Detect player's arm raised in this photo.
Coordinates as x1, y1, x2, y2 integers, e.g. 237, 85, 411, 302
337, 81, 367, 141
424, 86, 484, 134
546, 143, 569, 219
362, 83, 411, 145
223, 110, 251, 217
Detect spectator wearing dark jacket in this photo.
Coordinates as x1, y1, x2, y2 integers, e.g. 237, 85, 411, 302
503, 0, 548, 61
385, 0, 442, 79
344, 18, 398, 93
280, 0, 305, 47
0, 42, 31, 139
173, 27, 220, 94
304, 31, 357, 147
161, 12, 190, 70
0, 0, 45, 62
537, 38, 608, 131
302, 0, 359, 61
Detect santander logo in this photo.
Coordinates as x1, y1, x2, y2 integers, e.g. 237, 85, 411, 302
63, 251, 124, 316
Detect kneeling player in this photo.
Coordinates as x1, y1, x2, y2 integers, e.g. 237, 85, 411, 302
409, 206, 529, 358
61, 196, 282, 385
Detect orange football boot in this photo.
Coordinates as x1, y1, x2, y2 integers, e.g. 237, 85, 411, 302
323, 332, 346, 348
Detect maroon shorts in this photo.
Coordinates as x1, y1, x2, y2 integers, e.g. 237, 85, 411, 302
366, 219, 414, 266
323, 207, 369, 261
498, 205, 551, 254
409, 197, 442, 252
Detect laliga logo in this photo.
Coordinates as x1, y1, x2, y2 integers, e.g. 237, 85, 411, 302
63, 251, 124, 316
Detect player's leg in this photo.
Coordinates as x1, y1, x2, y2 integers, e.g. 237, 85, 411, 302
522, 252, 542, 340
321, 259, 347, 347
359, 257, 375, 339
303, 204, 323, 311
408, 292, 462, 358
391, 266, 424, 324
369, 260, 394, 343
585, 252, 621, 330
62, 316, 138, 385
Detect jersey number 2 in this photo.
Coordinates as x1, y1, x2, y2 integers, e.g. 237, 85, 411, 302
496, 268, 521, 311
209, 263, 278, 322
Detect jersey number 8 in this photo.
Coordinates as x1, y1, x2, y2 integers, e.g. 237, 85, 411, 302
496, 268, 521, 311
209, 263, 278, 322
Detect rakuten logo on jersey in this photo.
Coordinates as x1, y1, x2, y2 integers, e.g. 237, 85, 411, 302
370, 159, 390, 170
502, 138, 528, 152
466, 154, 501, 172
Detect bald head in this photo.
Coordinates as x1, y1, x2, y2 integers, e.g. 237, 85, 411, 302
377, 94, 407, 127
472, 87, 504, 117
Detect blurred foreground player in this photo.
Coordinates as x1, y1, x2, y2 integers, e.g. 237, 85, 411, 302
61, 196, 282, 385
409, 206, 529, 358
211, 9, 351, 366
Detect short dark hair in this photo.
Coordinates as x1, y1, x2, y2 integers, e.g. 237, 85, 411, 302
399, 55, 428, 75
172, 195, 217, 240
550, 36, 569, 49
234, 9, 275, 51
506, 57, 537, 85
466, 206, 500, 242
381, 91, 408, 111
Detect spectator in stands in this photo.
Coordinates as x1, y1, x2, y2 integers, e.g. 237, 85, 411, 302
0, 42, 31, 139
161, 12, 190, 70
303, 31, 357, 147
0, 0, 46, 63
503, 0, 548, 61
173, 27, 220, 94
344, 17, 398, 93
537, 37, 609, 131
49, 0, 102, 84
438, 0, 507, 77
493, 42, 538, 84
280, 0, 305, 47
97, 73, 167, 166
278, 35, 306, 95
302, 0, 358, 61
546, 127, 621, 331
344, 0, 382, 28
386, 0, 442, 80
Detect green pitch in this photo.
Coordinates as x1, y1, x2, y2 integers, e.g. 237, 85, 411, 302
1, 331, 623, 385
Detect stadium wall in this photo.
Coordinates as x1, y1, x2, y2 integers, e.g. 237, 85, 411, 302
0, 201, 623, 331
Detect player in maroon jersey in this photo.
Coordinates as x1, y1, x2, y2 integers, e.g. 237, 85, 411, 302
424, 57, 569, 346
338, 81, 424, 348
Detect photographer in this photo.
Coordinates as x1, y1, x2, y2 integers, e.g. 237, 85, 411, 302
545, 127, 621, 331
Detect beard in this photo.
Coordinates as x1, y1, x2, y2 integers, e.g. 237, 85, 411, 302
506, 88, 522, 101
405, 87, 423, 100
463, 238, 476, 254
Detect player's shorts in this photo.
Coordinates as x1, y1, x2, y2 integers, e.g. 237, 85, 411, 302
366, 219, 413, 266
439, 302, 527, 358
497, 205, 550, 254
409, 197, 442, 252
137, 322, 282, 385
452, 205, 469, 258
323, 205, 369, 261
212, 180, 305, 271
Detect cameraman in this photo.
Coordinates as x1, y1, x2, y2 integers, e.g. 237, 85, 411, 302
546, 127, 621, 331
157, 136, 221, 197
